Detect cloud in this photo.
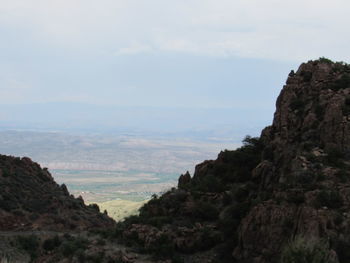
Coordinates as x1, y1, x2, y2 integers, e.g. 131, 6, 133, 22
0, 0, 349, 61
114, 43, 153, 56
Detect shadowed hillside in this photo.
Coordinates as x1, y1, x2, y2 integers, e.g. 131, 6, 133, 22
0, 155, 115, 231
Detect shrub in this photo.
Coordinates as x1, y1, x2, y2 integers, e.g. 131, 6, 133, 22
149, 216, 173, 227
281, 236, 334, 263
301, 71, 313, 82
290, 98, 304, 111
315, 104, 325, 120
318, 57, 333, 64
342, 97, 350, 116
325, 147, 345, 168
314, 190, 342, 209
2, 168, 11, 177
216, 136, 263, 183
335, 169, 349, 183
334, 213, 343, 226
334, 237, 350, 262
43, 235, 61, 251
88, 203, 100, 212
282, 217, 294, 233
262, 145, 274, 161
61, 237, 89, 257
17, 235, 39, 260
86, 251, 105, 263
223, 202, 250, 221
148, 234, 174, 259
193, 201, 219, 220
330, 74, 350, 91
294, 171, 314, 185
197, 175, 225, 193
197, 227, 222, 250
287, 191, 305, 204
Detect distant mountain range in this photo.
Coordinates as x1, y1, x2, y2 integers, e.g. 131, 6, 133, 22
0, 103, 270, 138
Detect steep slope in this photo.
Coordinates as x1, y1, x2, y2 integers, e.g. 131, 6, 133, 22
235, 59, 350, 262
0, 155, 115, 231
117, 59, 350, 263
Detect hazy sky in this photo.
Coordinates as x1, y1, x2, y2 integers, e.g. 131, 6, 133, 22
0, 0, 349, 109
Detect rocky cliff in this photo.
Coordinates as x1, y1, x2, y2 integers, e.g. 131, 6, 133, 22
0, 155, 115, 231
118, 58, 350, 263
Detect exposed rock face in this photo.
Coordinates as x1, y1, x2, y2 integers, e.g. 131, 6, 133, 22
236, 60, 350, 262
118, 59, 350, 263
178, 171, 191, 188
0, 155, 115, 231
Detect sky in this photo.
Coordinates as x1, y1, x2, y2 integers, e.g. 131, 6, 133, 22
0, 0, 349, 132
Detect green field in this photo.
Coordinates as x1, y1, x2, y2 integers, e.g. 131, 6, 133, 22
93, 199, 148, 221
52, 169, 177, 202
52, 169, 172, 220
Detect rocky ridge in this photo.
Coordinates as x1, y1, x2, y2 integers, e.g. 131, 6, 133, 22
117, 58, 350, 263
0, 155, 115, 231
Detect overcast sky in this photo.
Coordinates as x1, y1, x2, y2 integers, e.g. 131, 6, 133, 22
0, 0, 349, 109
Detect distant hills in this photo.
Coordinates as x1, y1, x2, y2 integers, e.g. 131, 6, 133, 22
0, 130, 238, 173
0, 103, 270, 138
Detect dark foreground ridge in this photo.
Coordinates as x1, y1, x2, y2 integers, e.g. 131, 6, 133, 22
0, 155, 115, 231
2, 58, 350, 262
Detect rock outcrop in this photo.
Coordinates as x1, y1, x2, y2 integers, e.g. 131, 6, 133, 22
0, 155, 115, 231
234, 59, 350, 262
118, 59, 350, 263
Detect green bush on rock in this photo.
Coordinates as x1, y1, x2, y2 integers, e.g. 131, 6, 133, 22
281, 236, 335, 263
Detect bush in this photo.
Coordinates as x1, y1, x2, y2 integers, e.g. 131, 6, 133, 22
219, 202, 250, 232
43, 235, 61, 251
17, 235, 39, 260
301, 71, 313, 82
281, 236, 334, 263
287, 191, 305, 204
193, 201, 219, 220
325, 147, 345, 168
314, 190, 342, 209
315, 104, 325, 120
148, 234, 174, 259
290, 98, 304, 111
146, 216, 172, 228
2, 168, 11, 177
334, 237, 350, 262
196, 175, 225, 193
216, 136, 262, 183
342, 97, 350, 116
197, 227, 222, 250
335, 169, 349, 183
330, 74, 350, 91
61, 237, 89, 257
88, 203, 100, 212
231, 185, 251, 202
318, 57, 333, 64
